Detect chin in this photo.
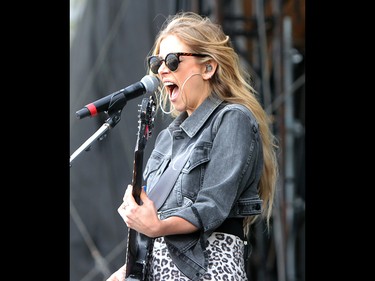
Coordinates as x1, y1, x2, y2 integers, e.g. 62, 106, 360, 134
172, 103, 187, 113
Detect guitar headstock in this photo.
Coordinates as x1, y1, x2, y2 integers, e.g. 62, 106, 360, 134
136, 96, 156, 151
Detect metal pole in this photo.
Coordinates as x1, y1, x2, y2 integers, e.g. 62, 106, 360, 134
283, 16, 296, 281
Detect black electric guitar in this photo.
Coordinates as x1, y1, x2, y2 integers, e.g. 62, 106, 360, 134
124, 96, 156, 281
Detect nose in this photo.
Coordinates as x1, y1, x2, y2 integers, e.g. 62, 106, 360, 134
158, 60, 169, 74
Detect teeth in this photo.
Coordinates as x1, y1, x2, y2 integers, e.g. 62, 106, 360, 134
164, 82, 174, 86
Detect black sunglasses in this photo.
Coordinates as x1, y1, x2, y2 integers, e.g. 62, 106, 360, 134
147, 52, 207, 74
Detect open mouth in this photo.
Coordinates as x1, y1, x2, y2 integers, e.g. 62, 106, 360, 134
164, 81, 179, 101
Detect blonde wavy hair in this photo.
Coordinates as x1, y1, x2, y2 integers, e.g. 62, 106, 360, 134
148, 12, 278, 234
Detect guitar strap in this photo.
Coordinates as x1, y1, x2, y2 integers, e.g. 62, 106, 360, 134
147, 146, 191, 210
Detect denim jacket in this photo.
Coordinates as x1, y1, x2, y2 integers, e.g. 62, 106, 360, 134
143, 94, 263, 280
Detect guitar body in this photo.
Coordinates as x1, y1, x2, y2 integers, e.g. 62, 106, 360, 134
124, 96, 156, 281
125, 232, 153, 280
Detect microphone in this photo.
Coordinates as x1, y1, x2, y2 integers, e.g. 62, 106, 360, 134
75, 75, 160, 119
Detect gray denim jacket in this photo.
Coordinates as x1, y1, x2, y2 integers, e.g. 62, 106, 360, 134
143, 94, 263, 280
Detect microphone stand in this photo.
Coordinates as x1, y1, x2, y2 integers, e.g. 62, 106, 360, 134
70, 109, 122, 167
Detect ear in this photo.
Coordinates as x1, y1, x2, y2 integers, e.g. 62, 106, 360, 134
202, 60, 217, 80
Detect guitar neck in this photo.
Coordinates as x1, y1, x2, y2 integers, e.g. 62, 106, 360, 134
124, 96, 156, 280
124, 148, 145, 280
131, 149, 144, 203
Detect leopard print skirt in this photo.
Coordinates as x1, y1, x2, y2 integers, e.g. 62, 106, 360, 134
146, 232, 248, 280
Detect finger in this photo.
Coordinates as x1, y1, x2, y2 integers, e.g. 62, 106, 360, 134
118, 203, 126, 216
123, 184, 132, 200
119, 200, 129, 210
139, 187, 150, 203
117, 202, 129, 226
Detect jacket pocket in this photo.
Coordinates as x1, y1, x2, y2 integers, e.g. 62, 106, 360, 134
143, 150, 170, 189
182, 141, 212, 173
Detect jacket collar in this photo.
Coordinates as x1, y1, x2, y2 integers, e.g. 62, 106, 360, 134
170, 95, 223, 138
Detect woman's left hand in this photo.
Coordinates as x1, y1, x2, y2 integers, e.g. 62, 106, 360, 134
118, 184, 160, 237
